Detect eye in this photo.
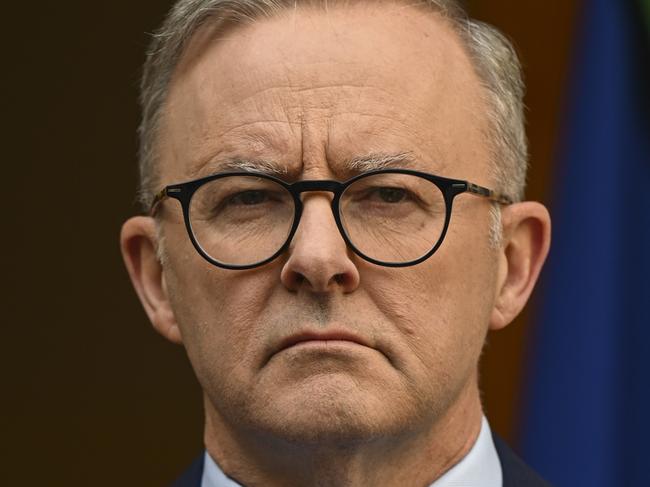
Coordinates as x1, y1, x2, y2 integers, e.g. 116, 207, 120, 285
357, 186, 412, 204
227, 190, 269, 206
346, 184, 418, 206
375, 187, 408, 203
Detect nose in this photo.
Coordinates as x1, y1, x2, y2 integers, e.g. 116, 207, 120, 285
280, 195, 360, 293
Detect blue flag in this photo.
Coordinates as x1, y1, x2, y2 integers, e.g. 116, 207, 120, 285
520, 0, 650, 486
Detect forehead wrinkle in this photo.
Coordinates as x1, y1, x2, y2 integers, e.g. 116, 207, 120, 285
182, 118, 299, 178
216, 120, 298, 156
229, 82, 390, 108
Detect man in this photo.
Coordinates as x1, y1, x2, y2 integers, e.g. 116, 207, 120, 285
121, 0, 552, 485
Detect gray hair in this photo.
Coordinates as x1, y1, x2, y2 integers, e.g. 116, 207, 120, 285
137, 0, 527, 213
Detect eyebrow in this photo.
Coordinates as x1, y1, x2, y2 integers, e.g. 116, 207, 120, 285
189, 156, 289, 179
343, 152, 419, 173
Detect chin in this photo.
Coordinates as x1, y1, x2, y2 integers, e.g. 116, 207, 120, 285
226, 372, 429, 447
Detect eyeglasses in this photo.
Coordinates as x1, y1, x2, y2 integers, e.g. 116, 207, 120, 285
151, 168, 512, 269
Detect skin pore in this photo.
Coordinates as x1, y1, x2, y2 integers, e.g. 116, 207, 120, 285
121, 2, 551, 486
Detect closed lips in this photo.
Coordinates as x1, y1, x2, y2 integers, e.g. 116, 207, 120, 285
275, 331, 371, 354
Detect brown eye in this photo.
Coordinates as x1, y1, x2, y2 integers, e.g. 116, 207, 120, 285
377, 187, 408, 203
228, 190, 268, 206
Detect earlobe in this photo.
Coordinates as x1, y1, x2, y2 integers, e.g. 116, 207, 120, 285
490, 202, 551, 331
120, 216, 183, 345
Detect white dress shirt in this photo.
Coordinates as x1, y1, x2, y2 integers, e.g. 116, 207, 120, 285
201, 416, 502, 487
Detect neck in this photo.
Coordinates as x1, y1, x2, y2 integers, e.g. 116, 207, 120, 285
203, 381, 484, 487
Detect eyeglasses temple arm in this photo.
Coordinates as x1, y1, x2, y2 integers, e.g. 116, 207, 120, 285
149, 188, 169, 216
465, 182, 513, 205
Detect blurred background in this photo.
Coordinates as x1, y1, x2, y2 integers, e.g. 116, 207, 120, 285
4, 0, 648, 485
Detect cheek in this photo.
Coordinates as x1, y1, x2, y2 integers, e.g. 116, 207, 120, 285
367, 266, 456, 357
163, 241, 280, 382
363, 234, 497, 368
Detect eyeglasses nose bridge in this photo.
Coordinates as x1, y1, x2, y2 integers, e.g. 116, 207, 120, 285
286, 179, 347, 242
289, 179, 344, 195
289, 178, 345, 213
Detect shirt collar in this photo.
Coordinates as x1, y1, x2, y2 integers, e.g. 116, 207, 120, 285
201, 416, 502, 487
430, 416, 502, 487
201, 450, 241, 487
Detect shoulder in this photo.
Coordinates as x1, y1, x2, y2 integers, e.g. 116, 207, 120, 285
169, 454, 204, 487
492, 434, 553, 487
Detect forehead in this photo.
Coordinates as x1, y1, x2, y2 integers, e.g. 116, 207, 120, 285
160, 3, 491, 182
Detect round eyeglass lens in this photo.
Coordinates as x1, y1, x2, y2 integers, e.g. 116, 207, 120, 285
339, 172, 447, 264
188, 175, 295, 266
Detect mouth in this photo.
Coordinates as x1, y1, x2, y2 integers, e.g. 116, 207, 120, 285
271, 330, 372, 358
261, 327, 397, 371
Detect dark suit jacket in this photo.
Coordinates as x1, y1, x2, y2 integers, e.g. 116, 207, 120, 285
492, 435, 552, 487
170, 434, 551, 487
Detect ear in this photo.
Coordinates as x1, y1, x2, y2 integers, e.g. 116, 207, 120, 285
490, 202, 551, 331
120, 216, 183, 344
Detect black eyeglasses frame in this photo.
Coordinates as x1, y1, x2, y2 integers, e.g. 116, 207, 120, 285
150, 168, 513, 270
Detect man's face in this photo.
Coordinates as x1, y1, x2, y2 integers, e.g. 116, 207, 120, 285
157, 4, 499, 443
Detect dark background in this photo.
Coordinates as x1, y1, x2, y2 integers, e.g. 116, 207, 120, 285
4, 1, 578, 485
